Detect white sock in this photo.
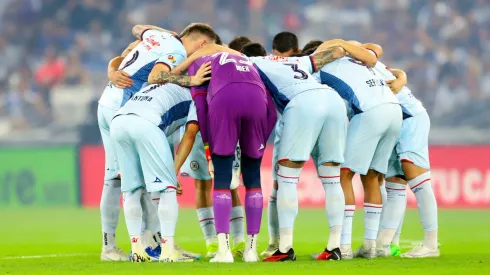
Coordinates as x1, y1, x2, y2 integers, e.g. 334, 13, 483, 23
378, 182, 407, 248
279, 228, 293, 253
158, 189, 179, 256
246, 234, 258, 252
276, 165, 302, 252
141, 192, 160, 238
230, 206, 245, 245
267, 188, 279, 246
318, 165, 344, 250
196, 207, 217, 246
217, 233, 231, 253
409, 171, 438, 249
123, 189, 144, 250
340, 205, 355, 251
101, 179, 121, 250
364, 203, 382, 249
378, 183, 387, 237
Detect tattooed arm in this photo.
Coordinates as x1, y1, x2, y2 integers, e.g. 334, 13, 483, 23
148, 62, 211, 87
310, 46, 346, 71
132, 25, 177, 40
315, 39, 377, 67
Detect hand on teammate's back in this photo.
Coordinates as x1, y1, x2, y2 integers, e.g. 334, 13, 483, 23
190, 62, 212, 86
109, 71, 133, 89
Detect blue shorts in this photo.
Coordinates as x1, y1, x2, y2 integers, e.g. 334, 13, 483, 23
97, 104, 119, 180
342, 103, 403, 175
386, 111, 431, 178
111, 115, 177, 193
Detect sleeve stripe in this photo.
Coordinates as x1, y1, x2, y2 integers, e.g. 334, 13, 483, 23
186, 120, 198, 127
192, 91, 208, 99
140, 28, 151, 40
309, 55, 317, 72
367, 49, 378, 58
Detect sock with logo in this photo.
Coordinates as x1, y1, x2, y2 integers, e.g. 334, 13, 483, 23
123, 188, 144, 251
241, 155, 263, 236
318, 165, 344, 250
101, 179, 121, 251
340, 205, 355, 252
277, 165, 302, 252
267, 187, 279, 246
378, 182, 406, 248
158, 188, 178, 256
197, 207, 217, 246
364, 203, 382, 249
211, 154, 234, 235
409, 171, 438, 249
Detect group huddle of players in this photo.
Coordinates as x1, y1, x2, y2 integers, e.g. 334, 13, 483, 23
96, 22, 440, 263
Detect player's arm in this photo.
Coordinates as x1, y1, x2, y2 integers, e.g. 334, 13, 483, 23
362, 43, 383, 58
121, 40, 141, 58
107, 56, 133, 88
132, 25, 177, 40
172, 44, 240, 75
309, 46, 346, 71
386, 68, 407, 94
148, 61, 211, 86
315, 39, 378, 67
174, 123, 199, 174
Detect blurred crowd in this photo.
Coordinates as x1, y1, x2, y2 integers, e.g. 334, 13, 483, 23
0, 0, 489, 134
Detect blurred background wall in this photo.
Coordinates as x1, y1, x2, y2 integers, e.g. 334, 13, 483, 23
0, 0, 489, 208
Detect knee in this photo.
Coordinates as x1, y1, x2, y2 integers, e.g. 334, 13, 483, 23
241, 154, 262, 189
158, 189, 178, 213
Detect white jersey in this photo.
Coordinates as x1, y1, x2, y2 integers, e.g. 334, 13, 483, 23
373, 61, 426, 117
114, 83, 196, 137
250, 56, 324, 113
313, 56, 398, 115
99, 30, 187, 110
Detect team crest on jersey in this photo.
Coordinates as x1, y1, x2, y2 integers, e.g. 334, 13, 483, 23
190, 161, 199, 171
168, 55, 176, 64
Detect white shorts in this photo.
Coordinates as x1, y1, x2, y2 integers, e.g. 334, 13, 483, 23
97, 104, 119, 180
386, 111, 431, 178
272, 89, 347, 180
343, 103, 403, 175
110, 115, 177, 193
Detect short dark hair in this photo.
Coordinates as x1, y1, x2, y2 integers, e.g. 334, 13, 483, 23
228, 36, 252, 51
302, 40, 322, 53
241, 42, 267, 57
180, 23, 217, 42
272, 32, 299, 53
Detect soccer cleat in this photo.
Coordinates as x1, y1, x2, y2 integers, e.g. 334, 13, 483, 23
376, 246, 391, 258
242, 248, 259, 262
231, 241, 246, 257
174, 243, 202, 260
159, 251, 195, 263
260, 243, 279, 258
401, 245, 440, 258
354, 245, 376, 259
129, 247, 153, 262
100, 247, 128, 261
390, 244, 401, 256
152, 244, 161, 256
206, 243, 219, 258
314, 247, 342, 261
263, 248, 296, 262
340, 247, 353, 260
209, 250, 234, 263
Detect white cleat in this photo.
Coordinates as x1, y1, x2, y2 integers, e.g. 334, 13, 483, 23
376, 246, 391, 258
210, 250, 234, 263
242, 249, 259, 262
159, 252, 195, 262
101, 247, 128, 261
340, 247, 353, 260
354, 245, 376, 259
174, 243, 202, 260
260, 244, 278, 258
401, 245, 440, 258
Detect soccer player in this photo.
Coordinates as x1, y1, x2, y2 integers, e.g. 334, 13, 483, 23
111, 75, 209, 262
272, 32, 300, 57
363, 46, 439, 258
240, 43, 347, 261
229, 36, 252, 52
312, 39, 402, 259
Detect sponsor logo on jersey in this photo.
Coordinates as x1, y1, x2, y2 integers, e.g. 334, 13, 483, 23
168, 55, 176, 64
190, 161, 199, 171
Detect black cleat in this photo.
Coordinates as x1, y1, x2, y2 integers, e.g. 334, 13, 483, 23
263, 248, 296, 262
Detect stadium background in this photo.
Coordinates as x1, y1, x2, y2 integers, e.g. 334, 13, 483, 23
0, 0, 489, 209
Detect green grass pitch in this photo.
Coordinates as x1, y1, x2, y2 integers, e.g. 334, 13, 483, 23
0, 208, 489, 275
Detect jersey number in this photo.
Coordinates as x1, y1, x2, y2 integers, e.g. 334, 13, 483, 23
348, 58, 375, 75
121, 50, 139, 70
285, 64, 308, 80
217, 52, 253, 66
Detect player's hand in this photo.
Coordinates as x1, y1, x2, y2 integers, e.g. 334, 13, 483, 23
208, 160, 215, 179
176, 179, 183, 196
190, 62, 211, 86
386, 78, 404, 94
109, 70, 133, 89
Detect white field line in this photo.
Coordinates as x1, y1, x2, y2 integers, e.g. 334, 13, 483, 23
1, 253, 94, 260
